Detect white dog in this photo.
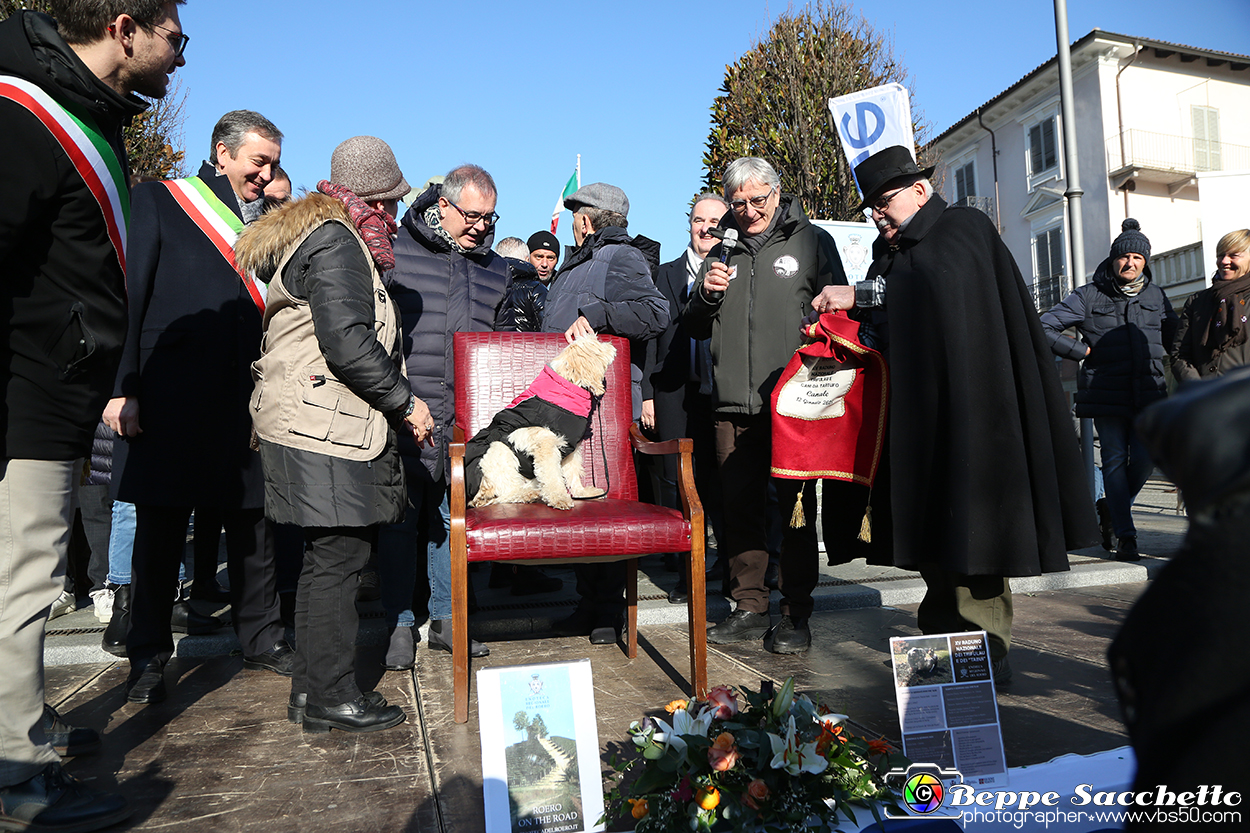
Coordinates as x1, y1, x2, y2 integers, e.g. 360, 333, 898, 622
463, 335, 617, 510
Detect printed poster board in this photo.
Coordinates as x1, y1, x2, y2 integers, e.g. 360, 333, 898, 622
890, 631, 1008, 788
478, 659, 605, 833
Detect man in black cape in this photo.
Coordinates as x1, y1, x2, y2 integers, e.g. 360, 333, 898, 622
813, 146, 1098, 683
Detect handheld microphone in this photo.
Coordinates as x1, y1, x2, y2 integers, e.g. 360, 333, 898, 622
705, 228, 738, 300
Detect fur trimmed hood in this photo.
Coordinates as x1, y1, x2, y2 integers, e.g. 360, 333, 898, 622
235, 192, 352, 282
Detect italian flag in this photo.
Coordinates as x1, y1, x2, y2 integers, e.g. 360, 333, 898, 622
550, 169, 579, 233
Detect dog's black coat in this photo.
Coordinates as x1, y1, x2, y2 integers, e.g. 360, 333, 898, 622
463, 399, 593, 501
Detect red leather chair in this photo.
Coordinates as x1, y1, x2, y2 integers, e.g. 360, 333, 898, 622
448, 332, 707, 724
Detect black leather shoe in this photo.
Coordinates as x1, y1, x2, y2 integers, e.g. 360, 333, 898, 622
1095, 498, 1115, 552
126, 661, 167, 704
1116, 534, 1141, 562
170, 601, 224, 635
589, 624, 619, 645
552, 607, 594, 637
0, 762, 129, 832
764, 615, 811, 655
383, 626, 415, 671
42, 704, 100, 757
101, 584, 130, 657
288, 690, 387, 724
427, 619, 489, 658
992, 656, 1013, 687
243, 640, 295, 676
707, 609, 770, 644
190, 579, 230, 603
667, 584, 689, 604
303, 696, 406, 734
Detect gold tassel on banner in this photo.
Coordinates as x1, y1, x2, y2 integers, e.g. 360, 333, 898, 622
858, 504, 873, 543
789, 481, 808, 528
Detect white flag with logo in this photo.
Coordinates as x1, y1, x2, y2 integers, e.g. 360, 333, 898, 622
829, 83, 915, 197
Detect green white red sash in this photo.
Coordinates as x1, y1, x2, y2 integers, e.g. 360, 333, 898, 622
162, 177, 266, 313
0, 75, 129, 273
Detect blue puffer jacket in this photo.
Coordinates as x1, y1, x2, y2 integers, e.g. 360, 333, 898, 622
1040, 258, 1178, 418
386, 185, 509, 480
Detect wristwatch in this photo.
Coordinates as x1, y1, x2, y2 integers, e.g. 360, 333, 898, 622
854, 277, 886, 309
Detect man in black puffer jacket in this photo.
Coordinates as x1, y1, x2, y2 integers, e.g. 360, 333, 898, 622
1041, 219, 1178, 561
378, 165, 509, 669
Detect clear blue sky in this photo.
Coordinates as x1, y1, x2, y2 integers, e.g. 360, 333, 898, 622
170, 0, 1248, 261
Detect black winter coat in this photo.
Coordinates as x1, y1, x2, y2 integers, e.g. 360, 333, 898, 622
684, 196, 845, 416
0, 12, 145, 460
1039, 259, 1177, 418
495, 258, 547, 332
542, 226, 669, 416
841, 196, 1098, 576
1170, 279, 1250, 382
251, 220, 407, 529
112, 163, 265, 509
386, 185, 509, 481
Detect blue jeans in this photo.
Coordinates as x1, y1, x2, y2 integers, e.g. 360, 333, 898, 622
108, 500, 136, 585
1094, 416, 1153, 538
377, 464, 451, 627
109, 500, 186, 585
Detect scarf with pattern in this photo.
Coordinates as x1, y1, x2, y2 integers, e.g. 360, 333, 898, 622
1202, 272, 1250, 354
423, 203, 468, 254
317, 181, 397, 271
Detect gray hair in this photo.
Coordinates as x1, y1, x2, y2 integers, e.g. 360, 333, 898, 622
689, 192, 729, 220
210, 110, 282, 162
495, 237, 528, 259
722, 157, 781, 200
576, 207, 628, 232
442, 164, 497, 203
52, 0, 185, 45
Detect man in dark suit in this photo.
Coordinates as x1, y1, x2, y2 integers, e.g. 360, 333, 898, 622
642, 194, 727, 603
106, 110, 291, 704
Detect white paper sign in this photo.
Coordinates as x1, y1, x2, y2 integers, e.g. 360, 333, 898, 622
478, 660, 605, 833
828, 83, 916, 194
774, 356, 857, 420
890, 631, 1008, 787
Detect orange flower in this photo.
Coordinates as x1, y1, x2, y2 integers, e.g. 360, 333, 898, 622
628, 798, 649, 819
743, 779, 770, 811
866, 738, 893, 756
695, 786, 720, 810
664, 699, 688, 714
707, 732, 740, 772
816, 721, 844, 756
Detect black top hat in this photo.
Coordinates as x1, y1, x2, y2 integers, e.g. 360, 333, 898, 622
853, 145, 935, 211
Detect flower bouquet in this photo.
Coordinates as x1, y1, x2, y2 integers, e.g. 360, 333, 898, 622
602, 678, 908, 832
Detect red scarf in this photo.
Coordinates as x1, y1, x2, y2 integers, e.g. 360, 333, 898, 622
316, 181, 397, 272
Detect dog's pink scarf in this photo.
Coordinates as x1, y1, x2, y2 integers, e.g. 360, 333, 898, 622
508, 365, 592, 417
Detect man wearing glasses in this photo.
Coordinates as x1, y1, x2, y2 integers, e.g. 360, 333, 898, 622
1, 1, 186, 827
810, 145, 1098, 684
377, 165, 509, 671
685, 157, 847, 656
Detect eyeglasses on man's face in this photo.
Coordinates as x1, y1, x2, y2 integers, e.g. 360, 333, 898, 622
729, 186, 775, 213
870, 187, 909, 214
149, 22, 189, 57
446, 197, 499, 228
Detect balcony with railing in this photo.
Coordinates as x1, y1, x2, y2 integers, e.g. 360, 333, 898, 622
1106, 130, 1250, 191
951, 195, 996, 221
1032, 273, 1069, 313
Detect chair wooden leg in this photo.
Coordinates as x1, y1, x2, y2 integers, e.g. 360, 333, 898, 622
452, 551, 470, 724
688, 533, 708, 698
626, 557, 638, 659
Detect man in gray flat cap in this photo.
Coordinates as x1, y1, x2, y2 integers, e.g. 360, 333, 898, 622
541, 181, 670, 644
